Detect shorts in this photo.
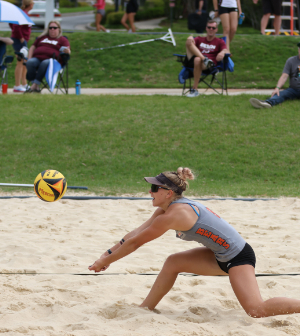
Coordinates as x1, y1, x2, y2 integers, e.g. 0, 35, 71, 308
126, 0, 139, 14
97, 9, 105, 16
218, 6, 238, 15
12, 38, 27, 53
262, 0, 283, 15
183, 55, 215, 68
216, 243, 256, 274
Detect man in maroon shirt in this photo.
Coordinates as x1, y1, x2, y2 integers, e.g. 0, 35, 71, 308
184, 20, 229, 97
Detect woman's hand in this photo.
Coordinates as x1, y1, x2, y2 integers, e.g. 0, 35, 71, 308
88, 255, 110, 272
20, 38, 25, 43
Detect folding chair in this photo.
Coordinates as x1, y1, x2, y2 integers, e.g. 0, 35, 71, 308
174, 37, 234, 96
0, 41, 14, 87
40, 52, 70, 94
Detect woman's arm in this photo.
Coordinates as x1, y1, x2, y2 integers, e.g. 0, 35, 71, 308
89, 210, 173, 272
237, 0, 242, 15
0, 37, 14, 45
27, 45, 36, 59
213, 0, 219, 16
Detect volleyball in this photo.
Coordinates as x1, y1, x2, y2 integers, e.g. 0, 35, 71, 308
34, 170, 67, 202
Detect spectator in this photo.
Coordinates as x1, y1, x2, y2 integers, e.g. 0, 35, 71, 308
9, 0, 34, 93
121, 0, 139, 33
184, 20, 229, 98
253, 0, 282, 35
25, 21, 70, 93
93, 0, 110, 33
249, 42, 300, 108
196, 0, 206, 15
213, 0, 242, 51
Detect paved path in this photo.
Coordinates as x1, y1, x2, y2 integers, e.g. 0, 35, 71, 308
5, 88, 273, 96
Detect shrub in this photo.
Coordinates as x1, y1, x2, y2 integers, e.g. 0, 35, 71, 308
59, 0, 75, 7
107, 11, 124, 25
78, 1, 90, 6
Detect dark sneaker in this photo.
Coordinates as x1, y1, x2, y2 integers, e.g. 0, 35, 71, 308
249, 98, 272, 109
203, 57, 214, 69
186, 89, 200, 98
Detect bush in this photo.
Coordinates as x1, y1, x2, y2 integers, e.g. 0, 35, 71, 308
107, 11, 125, 25
242, 0, 263, 29
78, 1, 90, 6
59, 0, 75, 7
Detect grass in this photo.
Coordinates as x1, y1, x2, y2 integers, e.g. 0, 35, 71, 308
59, 6, 95, 14
1, 31, 298, 89
0, 95, 300, 197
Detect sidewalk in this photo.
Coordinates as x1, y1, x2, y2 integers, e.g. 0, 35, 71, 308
5, 88, 274, 96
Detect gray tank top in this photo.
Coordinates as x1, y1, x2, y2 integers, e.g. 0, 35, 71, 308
171, 198, 246, 262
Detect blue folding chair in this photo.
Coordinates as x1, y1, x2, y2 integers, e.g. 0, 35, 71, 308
174, 37, 234, 96
0, 41, 14, 87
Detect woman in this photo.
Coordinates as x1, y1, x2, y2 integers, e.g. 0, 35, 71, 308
89, 167, 300, 317
25, 21, 70, 93
121, 0, 139, 33
9, 0, 34, 93
213, 0, 242, 51
93, 0, 110, 33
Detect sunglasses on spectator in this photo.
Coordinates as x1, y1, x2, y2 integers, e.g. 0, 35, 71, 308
206, 26, 217, 30
49, 26, 59, 30
151, 184, 170, 193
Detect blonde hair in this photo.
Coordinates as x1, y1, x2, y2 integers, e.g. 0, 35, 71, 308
162, 167, 195, 198
21, 0, 34, 10
40, 21, 63, 38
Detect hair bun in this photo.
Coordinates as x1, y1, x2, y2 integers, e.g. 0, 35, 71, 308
177, 167, 195, 181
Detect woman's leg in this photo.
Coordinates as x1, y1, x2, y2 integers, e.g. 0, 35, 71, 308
220, 13, 231, 50
260, 13, 271, 34
228, 11, 238, 44
128, 13, 136, 32
121, 13, 130, 30
229, 265, 300, 317
95, 13, 102, 31
140, 247, 227, 310
21, 62, 27, 86
14, 59, 23, 87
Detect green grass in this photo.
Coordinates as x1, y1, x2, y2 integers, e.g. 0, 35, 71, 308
1, 95, 299, 197
59, 6, 95, 13
2, 31, 297, 89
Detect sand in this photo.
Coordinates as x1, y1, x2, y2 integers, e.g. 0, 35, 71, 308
1, 195, 300, 335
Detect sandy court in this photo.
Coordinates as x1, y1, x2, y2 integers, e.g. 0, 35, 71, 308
1, 195, 300, 335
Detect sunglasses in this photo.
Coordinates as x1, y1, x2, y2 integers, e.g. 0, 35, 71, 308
49, 27, 59, 30
207, 26, 217, 30
151, 184, 170, 193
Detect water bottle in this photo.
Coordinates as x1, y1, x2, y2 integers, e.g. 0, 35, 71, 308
76, 80, 81, 95
238, 13, 245, 25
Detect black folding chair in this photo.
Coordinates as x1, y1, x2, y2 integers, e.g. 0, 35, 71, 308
174, 37, 234, 96
174, 53, 232, 96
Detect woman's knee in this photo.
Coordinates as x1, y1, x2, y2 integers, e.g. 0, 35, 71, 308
162, 254, 182, 273
243, 304, 267, 318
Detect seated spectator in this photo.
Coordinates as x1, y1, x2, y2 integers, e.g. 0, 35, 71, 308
249, 42, 300, 108
25, 21, 70, 93
184, 20, 229, 98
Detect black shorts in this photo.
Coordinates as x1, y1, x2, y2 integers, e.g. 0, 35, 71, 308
183, 55, 196, 68
218, 6, 238, 15
216, 243, 256, 274
262, 0, 283, 15
126, 0, 139, 13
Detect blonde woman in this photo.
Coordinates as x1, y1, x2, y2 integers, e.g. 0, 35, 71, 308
89, 167, 300, 317
213, 0, 242, 51
25, 21, 70, 93
9, 0, 34, 92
